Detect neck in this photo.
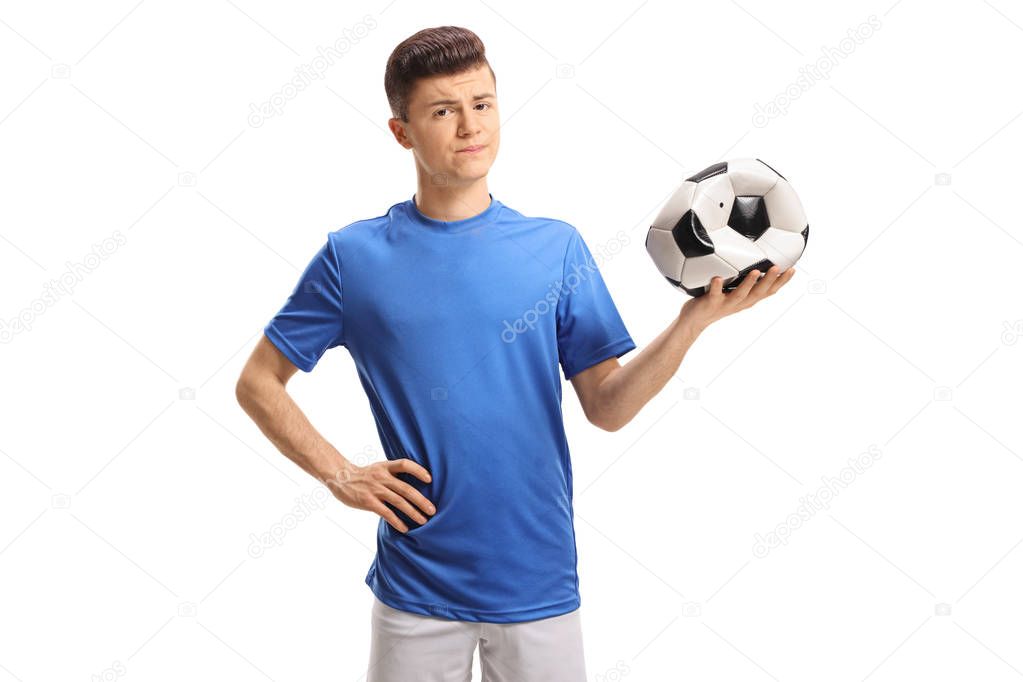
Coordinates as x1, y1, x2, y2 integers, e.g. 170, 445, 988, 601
413, 171, 492, 221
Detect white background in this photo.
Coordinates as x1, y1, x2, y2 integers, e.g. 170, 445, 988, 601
1, 0, 1022, 680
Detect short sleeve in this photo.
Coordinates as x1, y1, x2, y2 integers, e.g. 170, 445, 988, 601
263, 235, 344, 372
556, 228, 636, 381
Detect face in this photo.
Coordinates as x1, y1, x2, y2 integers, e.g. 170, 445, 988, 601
389, 63, 500, 187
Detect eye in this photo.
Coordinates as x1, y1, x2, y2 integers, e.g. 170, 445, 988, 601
475, 102, 491, 111
434, 108, 452, 118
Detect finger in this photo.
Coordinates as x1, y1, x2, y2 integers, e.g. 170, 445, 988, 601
392, 458, 433, 484
768, 267, 795, 295
372, 501, 409, 533
754, 265, 782, 293
705, 276, 724, 299
380, 488, 429, 525
743, 265, 779, 301
729, 269, 761, 304
384, 478, 436, 516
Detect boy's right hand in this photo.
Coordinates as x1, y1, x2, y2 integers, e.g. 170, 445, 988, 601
325, 459, 436, 534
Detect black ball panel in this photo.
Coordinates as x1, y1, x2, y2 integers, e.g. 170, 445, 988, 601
685, 161, 728, 184
729, 196, 770, 241
727, 258, 776, 290
671, 209, 715, 257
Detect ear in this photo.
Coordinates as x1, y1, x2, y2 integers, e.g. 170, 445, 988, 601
388, 118, 414, 150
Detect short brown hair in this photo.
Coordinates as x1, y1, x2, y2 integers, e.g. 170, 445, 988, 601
384, 26, 496, 122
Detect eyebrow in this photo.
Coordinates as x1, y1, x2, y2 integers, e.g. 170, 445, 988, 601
425, 93, 496, 107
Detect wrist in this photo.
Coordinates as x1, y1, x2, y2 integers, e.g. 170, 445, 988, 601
318, 457, 358, 489
675, 313, 706, 338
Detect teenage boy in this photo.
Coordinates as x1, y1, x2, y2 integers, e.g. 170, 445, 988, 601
236, 25, 793, 681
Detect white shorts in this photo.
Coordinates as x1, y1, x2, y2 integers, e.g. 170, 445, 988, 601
365, 597, 587, 682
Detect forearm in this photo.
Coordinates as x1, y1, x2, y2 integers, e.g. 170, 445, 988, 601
596, 314, 704, 431
236, 376, 354, 485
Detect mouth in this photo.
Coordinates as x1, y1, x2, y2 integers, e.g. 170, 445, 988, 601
456, 145, 486, 154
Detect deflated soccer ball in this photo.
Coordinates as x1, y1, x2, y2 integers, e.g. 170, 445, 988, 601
645, 158, 808, 297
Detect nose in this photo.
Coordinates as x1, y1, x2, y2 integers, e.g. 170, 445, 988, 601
458, 110, 482, 137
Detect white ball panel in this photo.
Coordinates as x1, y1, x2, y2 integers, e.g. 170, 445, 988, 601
755, 227, 806, 270
645, 227, 685, 279
762, 179, 807, 231
705, 226, 764, 271
650, 181, 697, 231
725, 158, 780, 196
681, 253, 738, 289
690, 173, 736, 233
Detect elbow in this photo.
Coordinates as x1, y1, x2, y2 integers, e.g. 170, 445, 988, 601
235, 371, 262, 409
584, 393, 627, 432
236, 367, 288, 410
235, 376, 252, 408
590, 409, 626, 433
601, 419, 626, 433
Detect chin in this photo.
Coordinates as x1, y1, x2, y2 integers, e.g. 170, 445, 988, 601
447, 172, 490, 186
448, 163, 493, 181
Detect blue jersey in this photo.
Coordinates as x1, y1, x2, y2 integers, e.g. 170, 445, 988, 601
264, 194, 636, 623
